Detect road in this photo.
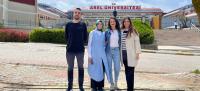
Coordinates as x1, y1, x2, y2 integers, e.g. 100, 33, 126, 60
0, 42, 200, 73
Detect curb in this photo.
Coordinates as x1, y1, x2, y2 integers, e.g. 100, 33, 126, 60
0, 62, 170, 74
142, 49, 200, 56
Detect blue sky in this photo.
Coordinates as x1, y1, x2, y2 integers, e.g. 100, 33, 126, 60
38, 0, 192, 12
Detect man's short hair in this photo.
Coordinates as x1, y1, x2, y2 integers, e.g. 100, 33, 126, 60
76, 8, 81, 11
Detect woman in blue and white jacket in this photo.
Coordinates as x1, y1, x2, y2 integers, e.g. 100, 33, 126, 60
105, 17, 122, 90
88, 20, 111, 91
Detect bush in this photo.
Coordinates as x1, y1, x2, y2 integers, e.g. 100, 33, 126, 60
0, 29, 29, 42
30, 28, 65, 44
88, 20, 154, 44
88, 24, 110, 33
192, 69, 200, 74
132, 19, 154, 44
30, 20, 154, 44
88, 24, 96, 33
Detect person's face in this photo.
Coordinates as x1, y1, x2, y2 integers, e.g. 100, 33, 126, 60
110, 19, 116, 28
97, 22, 103, 30
124, 19, 130, 29
73, 9, 81, 20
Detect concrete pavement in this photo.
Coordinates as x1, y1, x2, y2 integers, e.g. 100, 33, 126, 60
0, 42, 200, 73
0, 62, 200, 91
0, 42, 200, 90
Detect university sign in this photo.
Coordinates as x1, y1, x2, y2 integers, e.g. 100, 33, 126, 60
90, 5, 142, 10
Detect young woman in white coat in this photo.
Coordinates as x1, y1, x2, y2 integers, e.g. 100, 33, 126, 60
121, 17, 141, 91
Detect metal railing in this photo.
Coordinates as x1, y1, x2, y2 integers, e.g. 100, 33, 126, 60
191, 23, 200, 32
1, 20, 36, 30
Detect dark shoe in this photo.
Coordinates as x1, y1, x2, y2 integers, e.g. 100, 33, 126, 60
79, 87, 84, 91
91, 88, 97, 91
67, 88, 72, 91
98, 87, 104, 91
127, 88, 134, 91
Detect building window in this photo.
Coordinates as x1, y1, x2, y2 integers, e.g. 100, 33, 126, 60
40, 16, 44, 19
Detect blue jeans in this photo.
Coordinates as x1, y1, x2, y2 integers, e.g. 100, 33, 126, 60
107, 47, 121, 84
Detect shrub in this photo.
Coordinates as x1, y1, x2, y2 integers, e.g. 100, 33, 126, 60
88, 24, 96, 33
88, 19, 154, 44
30, 28, 65, 44
132, 19, 154, 44
192, 69, 200, 74
30, 20, 154, 44
0, 29, 29, 42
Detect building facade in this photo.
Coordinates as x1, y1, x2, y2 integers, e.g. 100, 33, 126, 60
67, 5, 163, 29
37, 3, 67, 28
0, 1, 67, 29
38, 3, 67, 20
0, 0, 37, 29
162, 4, 199, 29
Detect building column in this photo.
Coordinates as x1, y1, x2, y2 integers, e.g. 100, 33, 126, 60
2, 0, 8, 26
35, 0, 39, 27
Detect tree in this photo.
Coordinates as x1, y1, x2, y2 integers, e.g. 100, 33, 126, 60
66, 11, 73, 20
179, 16, 189, 28
192, 0, 200, 23
178, 10, 189, 28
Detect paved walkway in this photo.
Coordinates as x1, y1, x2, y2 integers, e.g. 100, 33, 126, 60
0, 63, 200, 91
154, 30, 200, 46
0, 42, 200, 90
0, 42, 200, 73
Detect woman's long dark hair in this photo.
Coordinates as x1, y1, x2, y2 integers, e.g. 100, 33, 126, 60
121, 17, 139, 38
108, 17, 120, 32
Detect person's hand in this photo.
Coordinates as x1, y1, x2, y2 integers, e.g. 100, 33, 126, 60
136, 53, 140, 60
88, 57, 93, 64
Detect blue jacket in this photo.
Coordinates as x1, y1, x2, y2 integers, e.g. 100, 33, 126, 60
105, 29, 122, 62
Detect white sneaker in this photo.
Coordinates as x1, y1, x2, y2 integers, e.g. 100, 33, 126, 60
110, 84, 114, 90
114, 84, 119, 90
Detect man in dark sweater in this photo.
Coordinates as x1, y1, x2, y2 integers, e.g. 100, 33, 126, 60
65, 8, 88, 91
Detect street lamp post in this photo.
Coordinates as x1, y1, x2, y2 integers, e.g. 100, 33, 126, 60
113, 9, 117, 18
142, 15, 145, 23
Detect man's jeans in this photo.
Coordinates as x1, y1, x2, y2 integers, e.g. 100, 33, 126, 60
66, 52, 84, 89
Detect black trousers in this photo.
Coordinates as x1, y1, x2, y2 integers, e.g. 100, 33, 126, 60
175, 25, 178, 29
66, 52, 84, 89
91, 79, 104, 91
90, 60, 105, 91
122, 50, 135, 91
